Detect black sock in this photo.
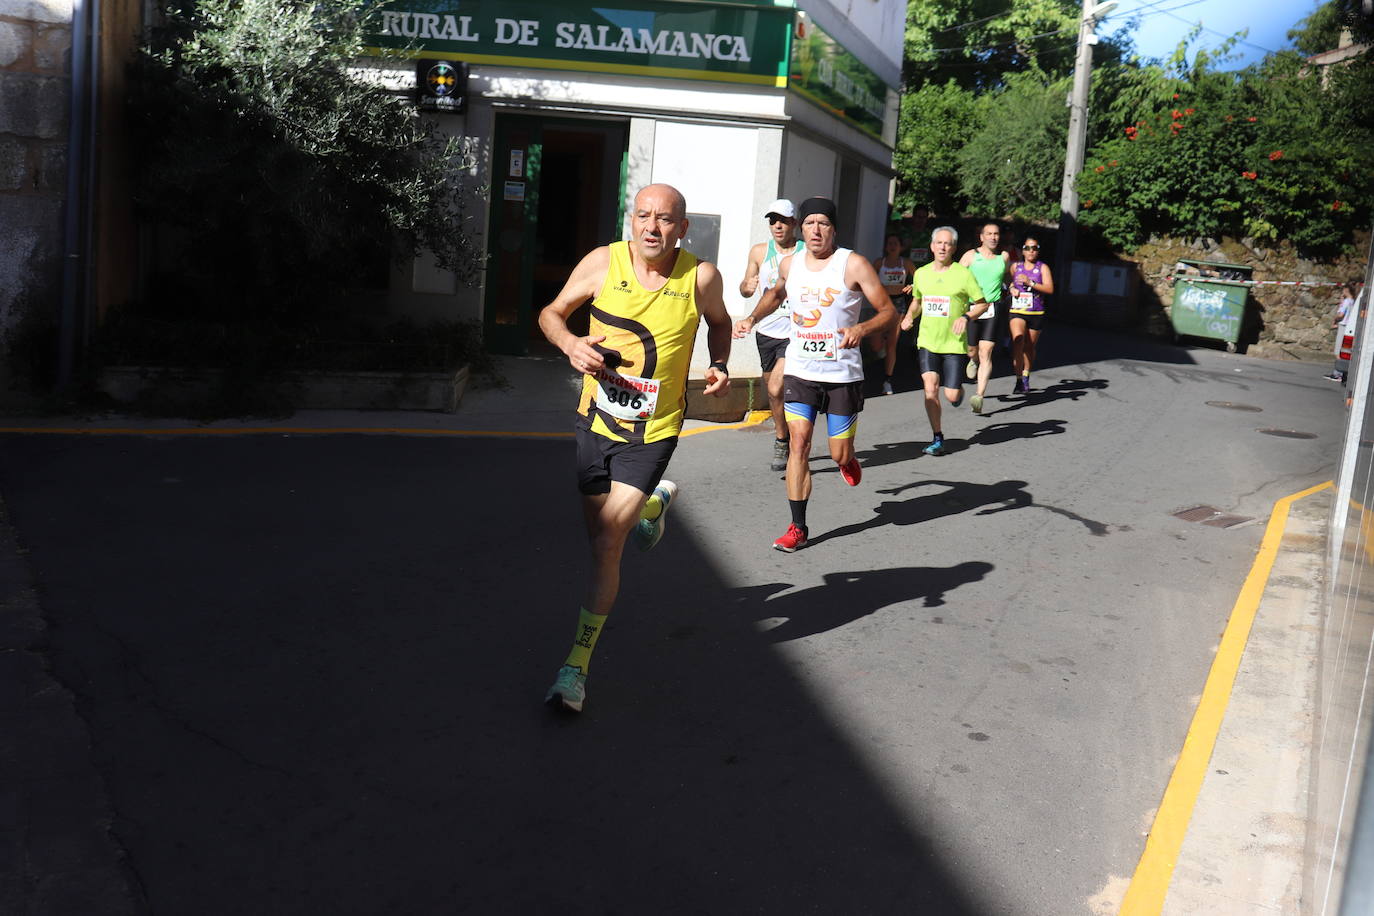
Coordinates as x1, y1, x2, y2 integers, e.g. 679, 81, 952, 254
776, 436, 788, 444
789, 499, 808, 530
932, 430, 944, 442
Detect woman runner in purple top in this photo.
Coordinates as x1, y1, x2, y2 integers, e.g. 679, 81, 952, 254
1008, 234, 1054, 394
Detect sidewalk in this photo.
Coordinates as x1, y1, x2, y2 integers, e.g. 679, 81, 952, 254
1161, 487, 1329, 913
0, 354, 759, 437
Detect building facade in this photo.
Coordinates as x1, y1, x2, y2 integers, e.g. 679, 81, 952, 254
366, 0, 904, 367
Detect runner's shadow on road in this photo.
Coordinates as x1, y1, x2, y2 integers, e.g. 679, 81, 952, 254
735, 563, 994, 643
807, 478, 1034, 546
966, 418, 1068, 446
981, 378, 1108, 417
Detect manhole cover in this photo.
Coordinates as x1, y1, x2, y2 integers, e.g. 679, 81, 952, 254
1173, 505, 1254, 528
1206, 401, 1262, 412
1257, 428, 1318, 439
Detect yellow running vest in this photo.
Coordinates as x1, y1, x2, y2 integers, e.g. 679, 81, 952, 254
577, 241, 701, 444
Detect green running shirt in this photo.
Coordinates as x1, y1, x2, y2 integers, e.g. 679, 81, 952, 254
913, 262, 985, 354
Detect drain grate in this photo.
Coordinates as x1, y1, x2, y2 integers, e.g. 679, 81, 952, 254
1173, 505, 1255, 528
1206, 401, 1262, 412
1257, 428, 1318, 439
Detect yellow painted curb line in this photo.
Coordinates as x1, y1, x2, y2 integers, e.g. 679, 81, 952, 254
679, 409, 770, 438
1119, 479, 1334, 915
0, 410, 771, 440
0, 426, 574, 438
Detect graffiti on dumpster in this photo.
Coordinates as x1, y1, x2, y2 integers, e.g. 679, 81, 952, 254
1177, 284, 1241, 337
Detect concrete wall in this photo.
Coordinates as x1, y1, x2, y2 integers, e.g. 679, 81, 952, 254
0, 0, 71, 341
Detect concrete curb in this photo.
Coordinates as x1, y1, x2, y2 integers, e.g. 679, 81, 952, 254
1162, 487, 1330, 913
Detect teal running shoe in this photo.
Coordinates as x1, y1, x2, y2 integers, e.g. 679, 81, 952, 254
634, 480, 678, 551
545, 664, 587, 713
923, 438, 946, 456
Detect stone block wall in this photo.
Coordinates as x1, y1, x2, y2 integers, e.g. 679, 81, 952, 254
0, 0, 71, 343
1120, 232, 1369, 360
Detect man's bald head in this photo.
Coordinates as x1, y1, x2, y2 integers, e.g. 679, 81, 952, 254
635, 183, 687, 220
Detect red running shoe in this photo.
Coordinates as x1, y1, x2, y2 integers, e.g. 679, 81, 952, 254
773, 524, 808, 553
840, 458, 862, 486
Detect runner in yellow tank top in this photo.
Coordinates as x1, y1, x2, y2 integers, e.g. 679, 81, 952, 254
576, 239, 701, 444
537, 183, 733, 713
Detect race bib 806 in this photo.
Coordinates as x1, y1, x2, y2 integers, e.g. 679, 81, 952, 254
594, 370, 660, 421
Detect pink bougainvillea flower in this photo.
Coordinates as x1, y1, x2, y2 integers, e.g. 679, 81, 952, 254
1269, 150, 1283, 160
1172, 93, 1179, 99
1109, 160, 1118, 167
1172, 109, 1182, 118
1095, 165, 1105, 172
1084, 200, 1094, 208
1246, 116, 1257, 122
1333, 201, 1343, 210
1225, 115, 1233, 121
1241, 171, 1257, 180
1184, 108, 1195, 115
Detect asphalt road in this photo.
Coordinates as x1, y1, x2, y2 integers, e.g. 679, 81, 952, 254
0, 326, 1348, 914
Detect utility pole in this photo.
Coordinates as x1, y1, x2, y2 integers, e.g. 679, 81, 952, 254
1057, 0, 1116, 310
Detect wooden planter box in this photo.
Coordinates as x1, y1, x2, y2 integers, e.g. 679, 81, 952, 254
97, 365, 470, 413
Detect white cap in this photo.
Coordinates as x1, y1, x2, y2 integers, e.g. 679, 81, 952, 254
763, 198, 795, 220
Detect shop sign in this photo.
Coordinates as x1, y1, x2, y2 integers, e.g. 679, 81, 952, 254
416, 58, 467, 112
789, 16, 891, 142
368, 0, 793, 87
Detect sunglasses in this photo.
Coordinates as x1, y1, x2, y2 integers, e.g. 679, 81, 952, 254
1022, 245, 1040, 250
766, 215, 792, 224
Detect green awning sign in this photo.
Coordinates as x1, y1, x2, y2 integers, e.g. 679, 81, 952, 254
789, 16, 889, 142
368, 1, 794, 87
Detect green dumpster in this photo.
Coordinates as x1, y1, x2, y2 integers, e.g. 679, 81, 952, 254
1170, 259, 1253, 352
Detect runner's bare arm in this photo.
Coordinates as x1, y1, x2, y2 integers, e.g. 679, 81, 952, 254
841, 253, 897, 349
697, 262, 732, 397
956, 296, 990, 334
900, 284, 922, 331
538, 246, 611, 374
958, 250, 976, 268
734, 255, 791, 337
739, 242, 766, 297
1037, 263, 1055, 295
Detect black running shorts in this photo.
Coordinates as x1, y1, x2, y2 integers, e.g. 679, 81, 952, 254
575, 422, 678, 496
917, 348, 966, 390
968, 313, 998, 343
756, 333, 788, 373
1010, 313, 1046, 331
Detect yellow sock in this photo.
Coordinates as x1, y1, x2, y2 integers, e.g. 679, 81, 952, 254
641, 494, 664, 521
564, 607, 607, 673
1021, 370, 1030, 377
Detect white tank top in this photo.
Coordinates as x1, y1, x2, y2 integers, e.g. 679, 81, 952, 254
785, 248, 864, 383
755, 238, 804, 339
878, 260, 906, 286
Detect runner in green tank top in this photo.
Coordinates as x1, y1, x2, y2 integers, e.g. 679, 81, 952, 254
958, 222, 1010, 415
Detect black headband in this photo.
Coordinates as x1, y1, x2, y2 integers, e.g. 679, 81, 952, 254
797, 197, 838, 224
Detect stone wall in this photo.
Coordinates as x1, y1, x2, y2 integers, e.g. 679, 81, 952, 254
0, 0, 71, 342
1119, 232, 1369, 360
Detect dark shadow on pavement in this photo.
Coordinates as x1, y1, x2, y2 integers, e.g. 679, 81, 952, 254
980, 378, 1108, 417
810, 477, 1113, 548
0, 435, 990, 916
739, 563, 994, 643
